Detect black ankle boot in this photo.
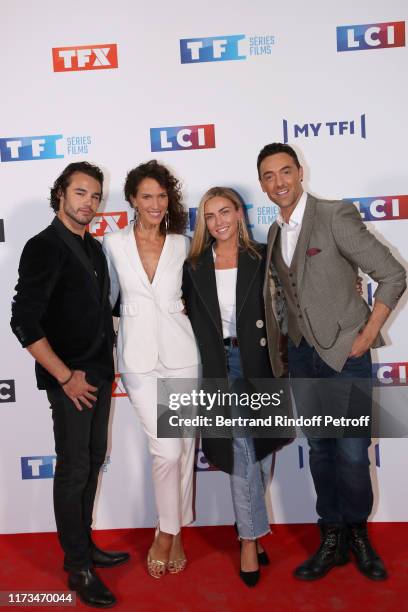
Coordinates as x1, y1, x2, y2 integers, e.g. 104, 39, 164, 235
90, 541, 130, 568
294, 524, 349, 580
348, 522, 388, 580
68, 568, 116, 608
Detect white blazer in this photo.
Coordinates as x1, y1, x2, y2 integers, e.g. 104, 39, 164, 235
102, 224, 200, 374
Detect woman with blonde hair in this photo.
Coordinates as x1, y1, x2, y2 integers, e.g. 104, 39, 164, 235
183, 187, 289, 586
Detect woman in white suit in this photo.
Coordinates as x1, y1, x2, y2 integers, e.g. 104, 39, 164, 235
102, 160, 200, 578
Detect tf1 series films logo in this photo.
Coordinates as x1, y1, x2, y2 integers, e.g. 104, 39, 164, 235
88, 212, 129, 238
21, 455, 111, 479
150, 124, 215, 152
337, 21, 405, 52
373, 362, 408, 385
0, 134, 93, 162
180, 34, 276, 63
345, 195, 408, 222
283, 115, 366, 143
52, 44, 119, 72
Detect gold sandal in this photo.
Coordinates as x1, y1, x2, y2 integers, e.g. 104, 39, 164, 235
147, 551, 167, 579
167, 556, 187, 574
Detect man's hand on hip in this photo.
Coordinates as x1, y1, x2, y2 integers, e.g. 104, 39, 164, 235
62, 370, 98, 411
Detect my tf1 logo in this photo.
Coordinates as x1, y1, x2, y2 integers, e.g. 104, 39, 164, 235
180, 35, 245, 63
0, 380, 16, 402
21, 456, 56, 479
150, 124, 215, 152
337, 21, 405, 52
373, 362, 408, 385
52, 44, 118, 72
0, 135, 63, 162
346, 195, 408, 222
283, 114, 366, 142
88, 212, 129, 238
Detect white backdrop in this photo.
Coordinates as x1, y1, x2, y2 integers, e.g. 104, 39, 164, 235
0, 0, 407, 534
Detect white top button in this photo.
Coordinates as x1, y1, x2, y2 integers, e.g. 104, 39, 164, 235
259, 337, 267, 347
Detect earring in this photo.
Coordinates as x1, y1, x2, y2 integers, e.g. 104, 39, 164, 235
238, 219, 244, 242
165, 210, 169, 233
134, 207, 139, 224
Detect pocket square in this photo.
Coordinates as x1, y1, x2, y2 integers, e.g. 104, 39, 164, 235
306, 247, 322, 257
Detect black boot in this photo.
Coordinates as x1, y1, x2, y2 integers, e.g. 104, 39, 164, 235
294, 524, 349, 580
348, 522, 388, 580
68, 568, 116, 608
90, 541, 130, 568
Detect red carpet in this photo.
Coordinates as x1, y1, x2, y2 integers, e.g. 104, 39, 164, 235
0, 524, 407, 611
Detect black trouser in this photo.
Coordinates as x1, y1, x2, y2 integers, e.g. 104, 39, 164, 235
46, 380, 112, 571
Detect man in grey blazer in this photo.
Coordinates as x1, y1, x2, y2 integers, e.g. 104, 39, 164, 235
259, 143, 406, 581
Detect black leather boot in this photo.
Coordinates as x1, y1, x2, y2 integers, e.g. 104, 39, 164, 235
294, 524, 349, 580
90, 541, 130, 568
348, 522, 388, 580
68, 568, 116, 608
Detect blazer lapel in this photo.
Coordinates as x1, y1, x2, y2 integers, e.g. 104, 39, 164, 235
188, 245, 223, 336
263, 222, 279, 298
152, 234, 174, 288
237, 248, 262, 321
292, 194, 317, 293
51, 217, 100, 299
123, 223, 151, 291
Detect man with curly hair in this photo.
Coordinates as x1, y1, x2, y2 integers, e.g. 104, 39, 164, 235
11, 162, 129, 608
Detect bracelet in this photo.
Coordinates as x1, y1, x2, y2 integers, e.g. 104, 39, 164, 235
60, 370, 74, 386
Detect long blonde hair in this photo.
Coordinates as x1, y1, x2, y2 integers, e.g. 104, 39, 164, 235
188, 186, 260, 265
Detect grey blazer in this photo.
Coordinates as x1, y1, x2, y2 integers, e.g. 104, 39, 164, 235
264, 194, 407, 375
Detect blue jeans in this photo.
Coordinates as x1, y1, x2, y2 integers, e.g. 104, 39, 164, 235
226, 345, 272, 539
288, 338, 373, 525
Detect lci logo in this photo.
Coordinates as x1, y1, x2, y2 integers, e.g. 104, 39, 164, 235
0, 380, 16, 402
298, 443, 381, 468
112, 374, 127, 397
195, 448, 218, 471
180, 34, 275, 63
0, 220, 4, 242
283, 115, 366, 142
150, 124, 215, 152
345, 196, 408, 221
52, 44, 119, 72
88, 212, 129, 238
337, 21, 405, 52
21, 456, 56, 479
373, 363, 408, 385
0, 135, 93, 162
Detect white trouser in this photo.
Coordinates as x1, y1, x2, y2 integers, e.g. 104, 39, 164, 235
122, 361, 199, 535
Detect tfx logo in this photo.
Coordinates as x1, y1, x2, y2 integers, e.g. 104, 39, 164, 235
346, 195, 408, 222
150, 124, 215, 152
112, 375, 127, 397
283, 115, 366, 142
0, 135, 63, 162
21, 456, 56, 479
88, 212, 129, 238
195, 448, 218, 471
337, 21, 405, 52
373, 363, 408, 386
52, 44, 119, 72
180, 35, 245, 63
0, 380, 16, 402
0, 220, 4, 242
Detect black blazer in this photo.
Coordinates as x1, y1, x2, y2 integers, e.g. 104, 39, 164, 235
182, 243, 291, 473
11, 217, 115, 389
